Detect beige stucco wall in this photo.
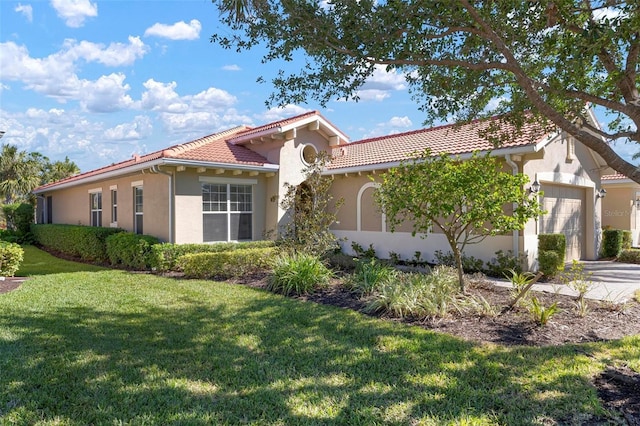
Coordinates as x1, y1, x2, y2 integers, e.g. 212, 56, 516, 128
521, 133, 603, 263
38, 171, 171, 241
601, 183, 640, 246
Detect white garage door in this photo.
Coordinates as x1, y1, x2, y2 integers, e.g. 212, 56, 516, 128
540, 184, 586, 261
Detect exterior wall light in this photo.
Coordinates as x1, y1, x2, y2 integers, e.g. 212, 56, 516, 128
529, 180, 541, 194
597, 188, 607, 199
635, 193, 640, 208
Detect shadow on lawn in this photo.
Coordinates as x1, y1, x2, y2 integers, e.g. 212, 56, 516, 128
0, 279, 606, 424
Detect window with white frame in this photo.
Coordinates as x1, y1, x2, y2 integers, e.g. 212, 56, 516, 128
90, 191, 102, 227
133, 186, 143, 234
111, 188, 118, 224
202, 182, 253, 242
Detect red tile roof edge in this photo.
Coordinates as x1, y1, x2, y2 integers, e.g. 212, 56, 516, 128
231, 110, 320, 141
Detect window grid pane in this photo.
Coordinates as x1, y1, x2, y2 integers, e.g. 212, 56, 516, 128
230, 184, 252, 212
90, 193, 102, 227
202, 183, 227, 212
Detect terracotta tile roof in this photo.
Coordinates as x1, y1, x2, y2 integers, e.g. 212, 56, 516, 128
327, 117, 550, 170
602, 173, 632, 181
34, 126, 271, 192
231, 110, 320, 141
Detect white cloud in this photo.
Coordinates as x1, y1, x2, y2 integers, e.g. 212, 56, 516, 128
79, 73, 134, 113
360, 116, 413, 139
50, 0, 97, 28
258, 104, 311, 122
139, 79, 188, 113
187, 87, 237, 110
222, 64, 241, 71
15, 4, 33, 22
355, 64, 407, 102
104, 116, 153, 141
144, 19, 202, 40
64, 36, 148, 67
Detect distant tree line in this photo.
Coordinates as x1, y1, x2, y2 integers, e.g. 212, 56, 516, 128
0, 143, 79, 205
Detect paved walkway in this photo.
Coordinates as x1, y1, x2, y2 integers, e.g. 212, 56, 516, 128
493, 261, 640, 302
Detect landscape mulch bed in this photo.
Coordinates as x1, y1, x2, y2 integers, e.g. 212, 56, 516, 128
3, 267, 639, 423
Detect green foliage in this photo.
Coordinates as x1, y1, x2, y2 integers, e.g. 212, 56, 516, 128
0, 144, 79, 204
560, 260, 592, 317
2, 203, 33, 235
214, 1, 640, 180
505, 268, 537, 300
434, 250, 484, 274
377, 151, 542, 291
618, 249, 640, 264
0, 241, 24, 277
106, 233, 160, 270
31, 224, 123, 263
538, 233, 566, 277
278, 152, 344, 256
485, 250, 526, 277
538, 251, 563, 278
622, 230, 633, 250
601, 229, 626, 258
323, 251, 357, 272
346, 257, 397, 296
364, 266, 460, 320
529, 297, 559, 326
351, 241, 376, 259
179, 247, 275, 279
267, 252, 332, 296
150, 240, 275, 272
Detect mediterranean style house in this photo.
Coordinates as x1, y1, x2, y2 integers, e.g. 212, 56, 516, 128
33, 110, 610, 270
601, 173, 640, 246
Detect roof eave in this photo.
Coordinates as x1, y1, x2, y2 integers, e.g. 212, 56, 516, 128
323, 144, 541, 175
34, 159, 279, 193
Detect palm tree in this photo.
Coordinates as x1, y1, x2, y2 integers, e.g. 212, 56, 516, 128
0, 144, 41, 204
43, 157, 80, 184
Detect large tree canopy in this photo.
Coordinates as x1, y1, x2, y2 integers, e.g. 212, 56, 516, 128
213, 0, 640, 182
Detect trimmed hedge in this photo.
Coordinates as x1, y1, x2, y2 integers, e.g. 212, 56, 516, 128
106, 232, 160, 270
538, 233, 565, 277
2, 203, 33, 234
0, 241, 24, 277
178, 247, 275, 279
618, 249, 640, 264
602, 229, 626, 258
31, 224, 123, 263
151, 240, 276, 272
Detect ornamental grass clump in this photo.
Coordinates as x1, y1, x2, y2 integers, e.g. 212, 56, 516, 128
267, 252, 332, 296
364, 265, 461, 320
346, 257, 397, 296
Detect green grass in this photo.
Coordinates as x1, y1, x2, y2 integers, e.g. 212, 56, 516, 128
0, 249, 638, 424
16, 245, 106, 276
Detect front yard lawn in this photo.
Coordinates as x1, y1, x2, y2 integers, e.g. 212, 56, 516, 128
1, 267, 638, 424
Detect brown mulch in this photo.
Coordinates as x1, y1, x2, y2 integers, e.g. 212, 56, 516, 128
3, 265, 639, 423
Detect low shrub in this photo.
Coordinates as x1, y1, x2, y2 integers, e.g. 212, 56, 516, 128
324, 252, 358, 272
106, 232, 159, 270
151, 240, 275, 272
31, 224, 123, 263
2, 203, 33, 235
602, 229, 625, 258
0, 229, 20, 243
267, 252, 332, 296
538, 250, 563, 277
434, 250, 484, 273
345, 257, 397, 296
618, 249, 640, 264
179, 247, 274, 279
485, 250, 527, 277
0, 241, 24, 277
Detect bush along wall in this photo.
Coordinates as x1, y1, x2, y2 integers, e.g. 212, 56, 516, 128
0, 241, 24, 277
178, 247, 275, 279
601, 229, 632, 258
106, 232, 159, 270
2, 203, 34, 243
618, 248, 640, 264
538, 233, 565, 278
151, 240, 276, 273
31, 224, 123, 263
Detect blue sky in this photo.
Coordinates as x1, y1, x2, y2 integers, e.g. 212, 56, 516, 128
0, 0, 636, 172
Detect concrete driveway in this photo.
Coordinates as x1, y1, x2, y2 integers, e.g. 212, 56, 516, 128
533, 261, 640, 302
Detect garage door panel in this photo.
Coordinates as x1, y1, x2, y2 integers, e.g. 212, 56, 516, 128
540, 185, 585, 261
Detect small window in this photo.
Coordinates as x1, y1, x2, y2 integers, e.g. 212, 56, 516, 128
301, 144, 317, 165
202, 183, 253, 242
134, 186, 143, 234
90, 192, 102, 227
111, 189, 118, 223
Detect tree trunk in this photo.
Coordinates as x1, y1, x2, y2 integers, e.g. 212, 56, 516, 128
452, 245, 466, 293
